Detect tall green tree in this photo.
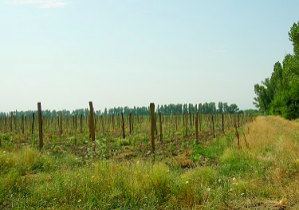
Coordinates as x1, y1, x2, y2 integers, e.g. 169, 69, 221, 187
254, 22, 299, 119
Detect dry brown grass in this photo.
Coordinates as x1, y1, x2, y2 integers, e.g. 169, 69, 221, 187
238, 116, 299, 208
242, 116, 299, 150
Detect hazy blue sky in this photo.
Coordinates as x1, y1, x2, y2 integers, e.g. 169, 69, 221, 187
0, 0, 298, 112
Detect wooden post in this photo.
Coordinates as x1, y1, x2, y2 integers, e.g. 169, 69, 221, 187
80, 114, 83, 133
234, 121, 241, 150
131, 113, 134, 133
89, 102, 96, 150
21, 115, 25, 134
14, 111, 17, 133
74, 115, 77, 131
129, 112, 132, 134
37, 102, 43, 150
199, 112, 202, 131
154, 113, 157, 135
112, 114, 115, 131
4, 115, 7, 133
195, 111, 199, 142
159, 112, 163, 142
10, 112, 13, 133
94, 116, 97, 131
221, 113, 225, 134
59, 114, 63, 136
175, 110, 178, 131
185, 112, 188, 137
121, 112, 125, 138
31, 113, 35, 135
243, 133, 249, 148
212, 114, 216, 138
101, 115, 104, 133
150, 103, 155, 154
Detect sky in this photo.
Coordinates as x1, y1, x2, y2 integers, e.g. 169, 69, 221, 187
0, 0, 298, 112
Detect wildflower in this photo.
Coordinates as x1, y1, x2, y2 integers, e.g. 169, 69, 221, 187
78, 199, 81, 203
185, 181, 189, 184
207, 188, 211, 192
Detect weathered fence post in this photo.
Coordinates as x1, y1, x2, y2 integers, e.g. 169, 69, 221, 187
212, 114, 216, 138
185, 112, 188, 136
80, 114, 83, 133
37, 102, 43, 150
129, 112, 132, 134
175, 110, 178, 131
21, 115, 24, 134
121, 112, 125, 138
131, 113, 134, 133
10, 112, 13, 133
112, 114, 115, 131
195, 111, 199, 142
89, 102, 96, 151
14, 111, 17, 133
150, 103, 155, 154
31, 113, 35, 136
243, 133, 249, 148
234, 121, 241, 150
159, 112, 163, 142
199, 112, 202, 131
59, 113, 63, 136
221, 113, 225, 134
101, 115, 104, 133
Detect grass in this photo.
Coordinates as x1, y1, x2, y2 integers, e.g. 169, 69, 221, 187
0, 116, 298, 209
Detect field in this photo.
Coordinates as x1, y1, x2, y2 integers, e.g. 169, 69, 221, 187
1, 1, 298, 209
0, 114, 298, 209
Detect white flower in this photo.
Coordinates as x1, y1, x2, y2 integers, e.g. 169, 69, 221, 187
185, 181, 189, 184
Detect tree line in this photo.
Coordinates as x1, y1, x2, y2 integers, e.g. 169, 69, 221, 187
254, 21, 299, 119
0, 102, 241, 118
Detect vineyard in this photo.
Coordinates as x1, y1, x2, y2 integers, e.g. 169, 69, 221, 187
0, 102, 253, 160
0, 103, 298, 209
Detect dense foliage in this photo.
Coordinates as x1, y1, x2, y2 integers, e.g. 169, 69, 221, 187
254, 22, 299, 119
